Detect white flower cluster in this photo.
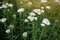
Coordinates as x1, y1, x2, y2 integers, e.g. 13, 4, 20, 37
22, 32, 28, 37
28, 2, 32, 5
24, 12, 37, 22
33, 9, 44, 15
17, 8, 24, 13
5, 29, 10, 33
41, 0, 48, 3
29, 12, 36, 16
24, 19, 29, 22
24, 5, 51, 22
27, 15, 37, 21
41, 18, 50, 27
46, 6, 51, 9
41, 6, 51, 10
0, 3, 13, 9
55, 0, 60, 2
0, 18, 7, 22
41, 7, 44, 9
5, 24, 14, 33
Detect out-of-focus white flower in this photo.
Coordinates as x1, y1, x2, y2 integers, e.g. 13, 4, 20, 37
24, 19, 29, 22
34, 17, 38, 20
8, 24, 14, 30
0, 18, 7, 22
28, 2, 32, 5
42, 18, 50, 25
27, 16, 37, 21
46, 6, 51, 9
41, 10, 44, 13
17, 8, 24, 13
5, 3, 9, 5
33, 9, 42, 15
41, 0, 48, 3
2, 4, 8, 8
5, 29, 10, 33
8, 4, 13, 7
0, 6, 3, 9
41, 7, 44, 9
41, 23, 45, 26
33, 9, 45, 15
27, 16, 34, 21
29, 12, 36, 16
20, 2, 23, 4
22, 32, 28, 37
55, 0, 59, 2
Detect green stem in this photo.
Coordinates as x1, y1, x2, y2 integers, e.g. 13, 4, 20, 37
39, 27, 46, 40
32, 22, 36, 40
47, 22, 56, 40
24, 38, 26, 40
20, 12, 21, 28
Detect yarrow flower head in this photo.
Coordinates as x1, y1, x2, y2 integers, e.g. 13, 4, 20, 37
41, 10, 44, 13
29, 12, 36, 16
24, 19, 29, 22
28, 2, 32, 5
8, 3, 14, 7
42, 18, 50, 25
41, 7, 44, 9
41, 0, 48, 3
20, 1, 23, 4
33, 9, 41, 15
0, 18, 7, 22
46, 6, 51, 9
0, 6, 3, 9
55, 0, 60, 2
17, 8, 24, 13
22, 32, 28, 37
0, 3, 13, 9
41, 23, 45, 27
27, 16, 37, 21
2, 4, 8, 8
5, 3, 9, 5
33, 9, 45, 15
5, 29, 10, 33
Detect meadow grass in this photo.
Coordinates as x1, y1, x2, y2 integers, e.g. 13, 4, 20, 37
0, 0, 60, 40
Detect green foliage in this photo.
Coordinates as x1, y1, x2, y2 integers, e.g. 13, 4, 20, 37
0, 0, 60, 40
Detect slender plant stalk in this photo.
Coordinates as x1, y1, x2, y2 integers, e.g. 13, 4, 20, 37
39, 26, 48, 40
47, 22, 56, 39
32, 22, 36, 40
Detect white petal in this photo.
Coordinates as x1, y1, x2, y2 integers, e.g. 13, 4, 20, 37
33, 9, 42, 15
24, 19, 29, 22
41, 10, 44, 13
41, 0, 48, 3
22, 32, 27, 37
42, 18, 50, 25
5, 29, 10, 33
17, 8, 24, 13
41, 23, 45, 26
0, 6, 3, 9
2, 4, 8, 8
29, 12, 36, 16
1, 18, 7, 22
46, 6, 51, 9
41, 7, 44, 9
8, 4, 13, 7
